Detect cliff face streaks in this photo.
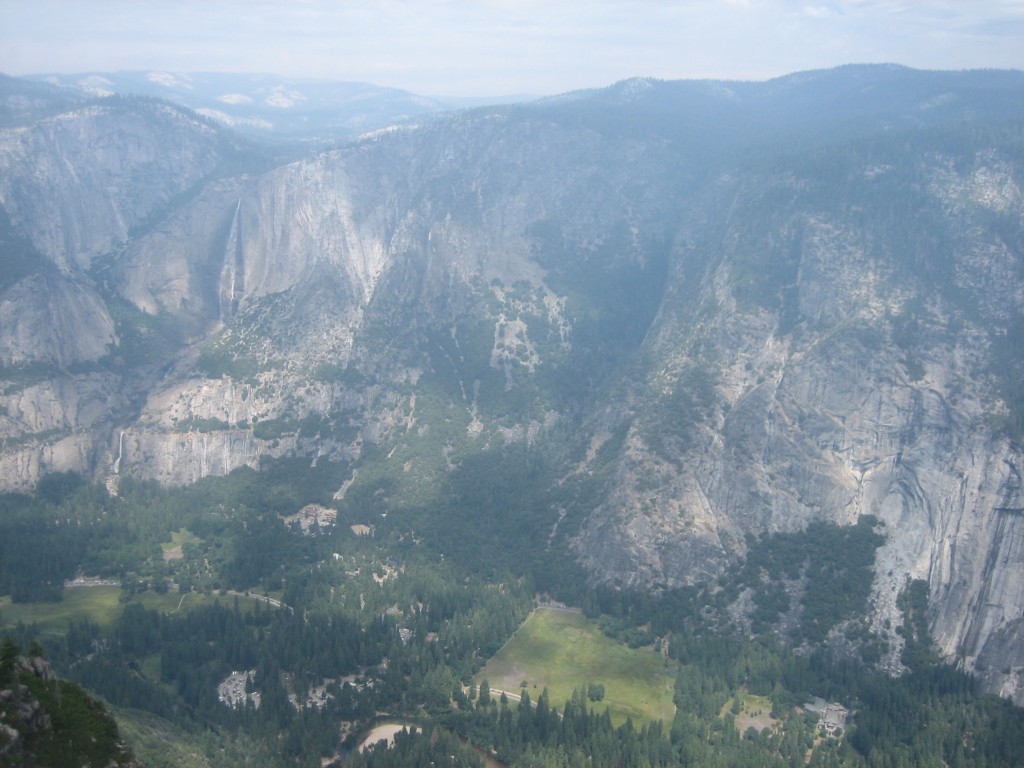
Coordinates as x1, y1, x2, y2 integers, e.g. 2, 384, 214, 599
2, 67, 1024, 700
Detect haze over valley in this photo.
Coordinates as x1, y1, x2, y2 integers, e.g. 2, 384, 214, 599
2, 5, 1024, 766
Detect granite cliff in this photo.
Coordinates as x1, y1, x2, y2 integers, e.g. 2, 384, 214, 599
1, 66, 1023, 701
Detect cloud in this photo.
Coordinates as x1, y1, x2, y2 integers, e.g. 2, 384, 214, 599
803, 5, 840, 19
218, 93, 254, 105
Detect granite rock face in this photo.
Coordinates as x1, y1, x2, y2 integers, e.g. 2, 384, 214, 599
0, 100, 226, 273
1, 68, 1024, 701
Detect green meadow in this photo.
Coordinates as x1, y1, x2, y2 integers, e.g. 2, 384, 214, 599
725, 691, 779, 735
0, 586, 124, 635
476, 608, 676, 726
0, 587, 249, 637
160, 527, 202, 560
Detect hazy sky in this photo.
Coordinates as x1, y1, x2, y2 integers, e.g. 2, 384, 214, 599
2, 1, 1023, 97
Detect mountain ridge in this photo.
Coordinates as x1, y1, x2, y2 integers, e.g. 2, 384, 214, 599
1, 65, 1023, 703
19, 70, 534, 143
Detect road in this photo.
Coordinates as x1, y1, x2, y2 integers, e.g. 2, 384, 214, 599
223, 589, 294, 613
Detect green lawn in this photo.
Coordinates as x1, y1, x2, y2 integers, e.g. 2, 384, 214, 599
476, 608, 676, 726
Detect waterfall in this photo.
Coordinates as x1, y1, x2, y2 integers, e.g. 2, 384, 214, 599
112, 430, 125, 474
219, 200, 242, 324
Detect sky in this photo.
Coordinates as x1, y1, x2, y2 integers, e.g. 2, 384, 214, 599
1, 0, 1023, 97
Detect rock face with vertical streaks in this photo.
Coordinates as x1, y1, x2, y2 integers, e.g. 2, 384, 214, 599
2, 66, 1024, 702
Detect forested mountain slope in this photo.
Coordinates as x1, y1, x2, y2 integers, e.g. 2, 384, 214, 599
1, 65, 1023, 703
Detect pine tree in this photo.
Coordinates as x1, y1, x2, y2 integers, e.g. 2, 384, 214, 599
0, 637, 20, 686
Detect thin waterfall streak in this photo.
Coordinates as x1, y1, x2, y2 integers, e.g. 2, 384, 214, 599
219, 200, 241, 323
112, 430, 125, 474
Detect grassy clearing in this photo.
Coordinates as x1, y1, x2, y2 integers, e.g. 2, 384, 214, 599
131, 590, 241, 615
0, 588, 245, 636
476, 608, 676, 727
0, 587, 124, 635
140, 653, 162, 681
724, 692, 778, 734
160, 528, 202, 561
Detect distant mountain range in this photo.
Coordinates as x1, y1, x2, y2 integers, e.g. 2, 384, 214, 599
17, 70, 533, 141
